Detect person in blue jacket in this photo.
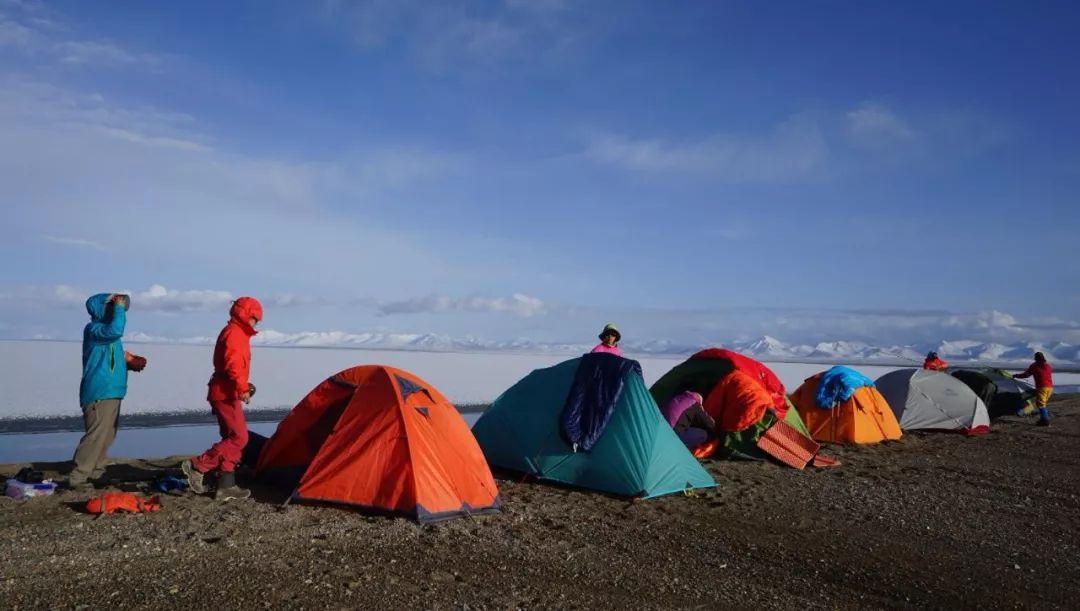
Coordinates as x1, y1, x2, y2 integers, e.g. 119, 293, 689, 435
68, 293, 147, 490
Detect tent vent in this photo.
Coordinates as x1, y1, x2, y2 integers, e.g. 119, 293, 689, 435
395, 374, 427, 400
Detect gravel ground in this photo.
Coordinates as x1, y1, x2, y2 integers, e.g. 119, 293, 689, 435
1, 396, 1077, 610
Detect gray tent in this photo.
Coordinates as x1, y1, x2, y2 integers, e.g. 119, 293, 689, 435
875, 369, 991, 434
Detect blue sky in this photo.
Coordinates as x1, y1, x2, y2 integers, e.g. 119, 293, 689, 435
1, 0, 1079, 348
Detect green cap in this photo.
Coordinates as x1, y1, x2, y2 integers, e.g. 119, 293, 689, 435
599, 323, 621, 342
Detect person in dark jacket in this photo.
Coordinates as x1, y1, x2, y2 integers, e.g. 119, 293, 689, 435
182, 297, 262, 500
1014, 352, 1053, 426
68, 293, 147, 490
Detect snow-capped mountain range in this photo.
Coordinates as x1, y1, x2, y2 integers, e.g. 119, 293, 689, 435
114, 331, 1080, 366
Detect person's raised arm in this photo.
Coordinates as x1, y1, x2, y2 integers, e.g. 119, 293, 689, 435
87, 298, 126, 342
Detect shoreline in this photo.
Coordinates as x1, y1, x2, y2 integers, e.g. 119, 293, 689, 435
0, 404, 491, 435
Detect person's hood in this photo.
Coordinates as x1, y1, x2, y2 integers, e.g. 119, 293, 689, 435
86, 293, 112, 322
229, 296, 263, 336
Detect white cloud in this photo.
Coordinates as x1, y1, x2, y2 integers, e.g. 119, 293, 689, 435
845, 102, 916, 151
0, 76, 460, 218
0, 12, 37, 48
0, 3, 159, 69
0, 72, 506, 316
843, 102, 1010, 163
92, 125, 209, 152
321, 0, 580, 72
584, 114, 829, 182
265, 294, 326, 308
42, 235, 106, 251
133, 285, 234, 313
0, 284, 320, 314
505, 0, 568, 11
52, 284, 86, 306
376, 293, 548, 317
54, 40, 157, 67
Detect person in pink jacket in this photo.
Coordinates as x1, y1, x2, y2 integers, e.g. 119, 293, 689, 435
591, 323, 623, 356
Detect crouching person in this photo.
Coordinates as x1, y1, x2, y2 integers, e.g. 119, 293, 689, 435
70, 294, 147, 491
661, 391, 715, 448
182, 297, 262, 501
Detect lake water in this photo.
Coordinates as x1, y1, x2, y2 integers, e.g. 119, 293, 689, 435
0, 414, 484, 464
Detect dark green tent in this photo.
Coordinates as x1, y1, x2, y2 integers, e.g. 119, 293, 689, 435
950, 368, 1035, 420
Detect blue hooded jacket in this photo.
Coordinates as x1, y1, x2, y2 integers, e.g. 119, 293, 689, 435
79, 293, 128, 406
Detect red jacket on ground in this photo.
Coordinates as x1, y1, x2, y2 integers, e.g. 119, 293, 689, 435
923, 357, 949, 371
207, 298, 262, 402
1015, 361, 1053, 388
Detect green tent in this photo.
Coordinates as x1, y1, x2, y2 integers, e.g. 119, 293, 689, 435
472, 358, 717, 499
649, 350, 814, 461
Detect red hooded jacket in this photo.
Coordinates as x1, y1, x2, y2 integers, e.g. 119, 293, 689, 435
1015, 361, 1053, 388
207, 297, 262, 402
923, 357, 949, 371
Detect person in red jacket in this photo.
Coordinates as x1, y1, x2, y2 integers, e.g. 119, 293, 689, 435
922, 351, 949, 371
1014, 352, 1053, 426
182, 297, 262, 500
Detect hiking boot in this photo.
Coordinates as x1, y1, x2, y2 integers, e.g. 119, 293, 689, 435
215, 486, 251, 501
1036, 419, 1050, 427
214, 471, 250, 501
180, 459, 206, 494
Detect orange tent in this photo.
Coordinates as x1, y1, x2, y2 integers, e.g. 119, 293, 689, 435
790, 373, 902, 444
256, 365, 500, 522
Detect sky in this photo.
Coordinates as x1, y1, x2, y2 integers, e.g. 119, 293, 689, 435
1, 0, 1079, 349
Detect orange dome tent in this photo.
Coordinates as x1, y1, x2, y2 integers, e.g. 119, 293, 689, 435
256, 365, 500, 522
790, 368, 902, 444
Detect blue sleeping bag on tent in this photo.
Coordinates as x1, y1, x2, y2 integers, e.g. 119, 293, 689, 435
560, 353, 643, 451
815, 366, 875, 409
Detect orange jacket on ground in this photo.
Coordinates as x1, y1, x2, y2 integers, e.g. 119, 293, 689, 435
703, 369, 773, 433
207, 297, 262, 402
85, 492, 161, 514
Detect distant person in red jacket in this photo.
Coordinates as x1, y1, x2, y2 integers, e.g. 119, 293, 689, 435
923, 351, 949, 371
1014, 352, 1053, 426
182, 297, 263, 500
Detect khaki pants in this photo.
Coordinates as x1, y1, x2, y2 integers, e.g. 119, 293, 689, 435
70, 399, 121, 485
